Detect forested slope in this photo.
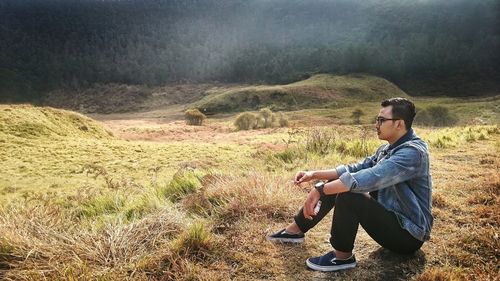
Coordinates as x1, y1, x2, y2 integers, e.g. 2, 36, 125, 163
1, 0, 498, 102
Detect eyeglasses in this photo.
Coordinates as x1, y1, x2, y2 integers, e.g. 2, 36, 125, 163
375, 116, 400, 125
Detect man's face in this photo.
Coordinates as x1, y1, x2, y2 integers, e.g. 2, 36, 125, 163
375, 106, 399, 141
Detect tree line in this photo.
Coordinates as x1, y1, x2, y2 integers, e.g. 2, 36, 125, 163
0, 0, 498, 102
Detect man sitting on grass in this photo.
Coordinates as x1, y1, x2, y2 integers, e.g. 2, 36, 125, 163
267, 97, 433, 272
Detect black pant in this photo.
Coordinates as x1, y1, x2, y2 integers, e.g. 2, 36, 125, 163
294, 192, 423, 254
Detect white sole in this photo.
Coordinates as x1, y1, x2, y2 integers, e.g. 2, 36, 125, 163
305, 259, 356, 272
266, 237, 304, 243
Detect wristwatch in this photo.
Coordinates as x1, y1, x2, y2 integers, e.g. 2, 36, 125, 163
314, 181, 326, 197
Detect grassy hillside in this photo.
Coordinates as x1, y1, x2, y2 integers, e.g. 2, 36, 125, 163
0, 105, 255, 202
43, 83, 218, 114
194, 74, 409, 114
0, 103, 499, 280
0, 104, 113, 139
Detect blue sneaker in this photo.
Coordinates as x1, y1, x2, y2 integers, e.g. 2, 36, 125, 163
266, 228, 304, 243
306, 251, 356, 272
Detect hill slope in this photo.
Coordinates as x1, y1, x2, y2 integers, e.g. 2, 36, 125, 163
0, 105, 113, 139
194, 74, 409, 114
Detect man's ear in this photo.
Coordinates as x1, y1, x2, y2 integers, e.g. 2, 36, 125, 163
397, 120, 406, 130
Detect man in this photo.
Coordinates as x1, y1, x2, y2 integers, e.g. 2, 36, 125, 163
267, 97, 433, 272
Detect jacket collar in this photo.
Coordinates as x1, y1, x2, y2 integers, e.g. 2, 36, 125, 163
388, 128, 415, 151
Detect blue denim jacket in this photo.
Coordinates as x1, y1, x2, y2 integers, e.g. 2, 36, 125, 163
335, 129, 433, 241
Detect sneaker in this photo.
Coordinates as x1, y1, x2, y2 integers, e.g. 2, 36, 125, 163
266, 228, 304, 243
306, 251, 356, 272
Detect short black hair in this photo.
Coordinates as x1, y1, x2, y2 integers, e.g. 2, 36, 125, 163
381, 97, 416, 130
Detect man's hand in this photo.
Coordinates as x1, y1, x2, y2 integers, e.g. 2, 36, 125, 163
294, 171, 315, 184
303, 188, 321, 220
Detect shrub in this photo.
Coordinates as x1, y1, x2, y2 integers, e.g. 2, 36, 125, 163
258, 108, 274, 128
277, 112, 289, 127
269, 148, 300, 164
234, 112, 258, 130
185, 109, 206, 126
235, 109, 289, 130
305, 129, 335, 155
415, 106, 458, 127
350, 108, 364, 124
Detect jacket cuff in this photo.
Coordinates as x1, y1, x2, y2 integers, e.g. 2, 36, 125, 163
335, 165, 348, 177
339, 172, 358, 191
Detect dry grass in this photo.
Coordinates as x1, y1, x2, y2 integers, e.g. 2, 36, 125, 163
0, 203, 185, 280
1, 103, 499, 280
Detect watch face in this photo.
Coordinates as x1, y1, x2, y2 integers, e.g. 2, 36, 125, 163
315, 181, 324, 188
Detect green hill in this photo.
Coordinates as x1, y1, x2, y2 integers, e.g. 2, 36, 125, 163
194, 74, 409, 115
0, 105, 113, 139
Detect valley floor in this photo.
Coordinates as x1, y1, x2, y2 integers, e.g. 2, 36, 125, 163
0, 104, 498, 280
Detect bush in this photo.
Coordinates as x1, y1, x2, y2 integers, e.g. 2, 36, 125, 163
350, 108, 364, 124
305, 129, 335, 155
277, 112, 289, 127
185, 109, 206, 126
415, 106, 458, 127
235, 109, 289, 130
258, 108, 274, 128
270, 148, 300, 164
234, 112, 258, 130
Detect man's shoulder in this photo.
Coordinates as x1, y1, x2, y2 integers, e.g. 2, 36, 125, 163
396, 138, 429, 156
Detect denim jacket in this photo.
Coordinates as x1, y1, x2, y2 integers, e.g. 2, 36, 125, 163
335, 129, 433, 241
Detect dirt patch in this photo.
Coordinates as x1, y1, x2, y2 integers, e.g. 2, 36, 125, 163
101, 118, 289, 145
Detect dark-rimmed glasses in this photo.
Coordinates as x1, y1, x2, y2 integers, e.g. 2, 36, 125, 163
375, 116, 400, 125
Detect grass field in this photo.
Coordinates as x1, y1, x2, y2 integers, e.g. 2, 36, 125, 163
1, 93, 499, 280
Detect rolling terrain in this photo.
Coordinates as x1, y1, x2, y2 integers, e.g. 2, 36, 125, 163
1, 76, 499, 280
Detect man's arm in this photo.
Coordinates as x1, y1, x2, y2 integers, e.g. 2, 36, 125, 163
311, 169, 339, 181
303, 179, 349, 219
335, 145, 385, 177
339, 146, 423, 193
297, 146, 383, 186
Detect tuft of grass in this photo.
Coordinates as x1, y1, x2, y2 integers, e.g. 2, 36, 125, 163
432, 192, 448, 208
75, 192, 126, 218
268, 148, 301, 164
124, 193, 163, 221
157, 171, 202, 202
171, 222, 214, 259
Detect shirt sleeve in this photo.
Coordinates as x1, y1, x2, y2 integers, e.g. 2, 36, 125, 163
339, 146, 422, 193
